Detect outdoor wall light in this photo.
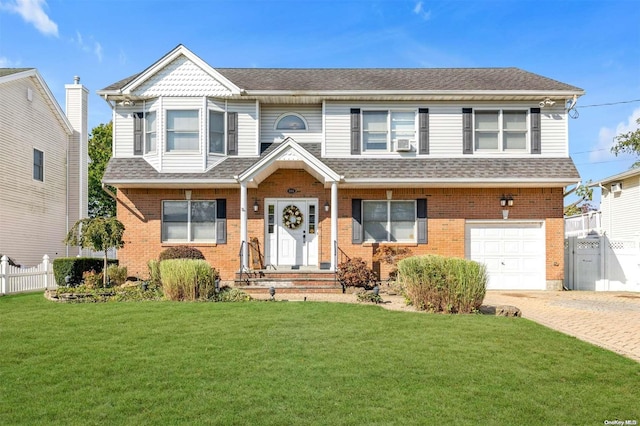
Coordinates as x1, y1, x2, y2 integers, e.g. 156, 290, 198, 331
253, 198, 259, 212
185, 190, 192, 200
324, 201, 330, 212
500, 195, 514, 207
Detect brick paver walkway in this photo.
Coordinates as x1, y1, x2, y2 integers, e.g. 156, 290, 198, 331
483, 291, 640, 363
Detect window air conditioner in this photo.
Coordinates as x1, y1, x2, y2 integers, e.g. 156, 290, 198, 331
396, 139, 412, 152
611, 182, 622, 193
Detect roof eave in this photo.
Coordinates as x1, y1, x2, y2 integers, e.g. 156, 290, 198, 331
341, 178, 579, 188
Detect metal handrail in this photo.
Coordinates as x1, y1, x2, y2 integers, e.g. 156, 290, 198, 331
238, 240, 245, 284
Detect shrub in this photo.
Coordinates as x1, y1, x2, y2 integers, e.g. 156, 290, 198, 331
356, 290, 383, 304
82, 270, 103, 289
53, 257, 118, 287
159, 246, 205, 262
148, 259, 161, 287
215, 287, 252, 302
106, 265, 128, 286
159, 259, 218, 301
337, 257, 378, 289
372, 246, 413, 280
397, 255, 487, 314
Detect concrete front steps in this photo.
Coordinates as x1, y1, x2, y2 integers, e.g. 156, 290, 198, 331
234, 268, 344, 294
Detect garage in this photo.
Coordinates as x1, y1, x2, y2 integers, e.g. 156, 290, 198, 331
465, 221, 546, 290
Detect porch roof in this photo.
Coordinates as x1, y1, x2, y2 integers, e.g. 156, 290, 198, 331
103, 143, 580, 188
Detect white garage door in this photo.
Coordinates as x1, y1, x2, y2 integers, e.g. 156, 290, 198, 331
465, 222, 546, 290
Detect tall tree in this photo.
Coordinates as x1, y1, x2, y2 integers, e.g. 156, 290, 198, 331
564, 182, 593, 217
611, 117, 640, 168
88, 122, 115, 218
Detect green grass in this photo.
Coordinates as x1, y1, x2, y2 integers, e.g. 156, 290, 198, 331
1, 293, 638, 425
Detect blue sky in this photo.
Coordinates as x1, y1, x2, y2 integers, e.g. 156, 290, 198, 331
1, 0, 639, 206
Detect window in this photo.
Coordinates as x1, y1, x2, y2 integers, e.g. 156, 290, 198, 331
275, 113, 307, 130
166, 110, 199, 152
475, 110, 527, 151
363, 200, 415, 242
209, 111, 225, 154
145, 111, 156, 153
162, 200, 216, 242
33, 149, 43, 181
362, 110, 416, 152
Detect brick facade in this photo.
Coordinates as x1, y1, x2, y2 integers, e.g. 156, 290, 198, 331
117, 169, 565, 287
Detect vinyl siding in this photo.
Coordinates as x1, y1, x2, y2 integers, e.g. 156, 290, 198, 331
601, 176, 640, 239
324, 101, 569, 158
260, 104, 322, 145
113, 106, 137, 157
228, 100, 258, 156
0, 77, 69, 265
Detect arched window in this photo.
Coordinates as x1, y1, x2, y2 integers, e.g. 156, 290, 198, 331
275, 113, 307, 131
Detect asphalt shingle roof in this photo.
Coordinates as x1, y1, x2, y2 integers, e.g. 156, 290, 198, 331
0, 68, 34, 78
101, 67, 582, 93
103, 143, 579, 185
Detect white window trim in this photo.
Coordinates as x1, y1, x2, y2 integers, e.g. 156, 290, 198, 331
165, 109, 201, 154
473, 109, 529, 153
208, 109, 226, 155
161, 200, 217, 243
144, 110, 157, 155
274, 112, 308, 131
362, 199, 417, 243
361, 109, 417, 154
33, 148, 44, 182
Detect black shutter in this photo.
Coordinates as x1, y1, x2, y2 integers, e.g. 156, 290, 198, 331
462, 108, 473, 154
418, 108, 429, 154
227, 112, 237, 155
530, 107, 541, 154
352, 198, 363, 244
216, 199, 227, 244
350, 108, 361, 155
416, 198, 428, 244
133, 112, 143, 155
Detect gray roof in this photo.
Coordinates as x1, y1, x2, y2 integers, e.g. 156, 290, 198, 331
0, 68, 34, 78
104, 143, 580, 186
101, 67, 582, 93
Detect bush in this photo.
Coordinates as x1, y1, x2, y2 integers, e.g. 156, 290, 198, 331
53, 257, 118, 287
372, 246, 413, 280
356, 290, 383, 304
159, 259, 218, 301
397, 255, 487, 314
159, 246, 205, 261
148, 259, 161, 287
215, 287, 252, 302
337, 257, 378, 289
82, 270, 103, 289
106, 265, 128, 286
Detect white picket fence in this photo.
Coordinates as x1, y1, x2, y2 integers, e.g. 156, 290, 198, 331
0, 255, 57, 295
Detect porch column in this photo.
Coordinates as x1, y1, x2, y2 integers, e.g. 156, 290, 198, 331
240, 181, 249, 271
330, 181, 338, 271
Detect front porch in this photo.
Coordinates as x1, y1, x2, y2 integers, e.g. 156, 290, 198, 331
235, 266, 344, 294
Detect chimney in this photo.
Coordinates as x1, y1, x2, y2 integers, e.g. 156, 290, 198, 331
65, 76, 89, 254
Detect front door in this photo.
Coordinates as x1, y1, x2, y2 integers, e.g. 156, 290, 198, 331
266, 199, 318, 267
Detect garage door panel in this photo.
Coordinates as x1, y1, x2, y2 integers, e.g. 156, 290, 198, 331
465, 222, 545, 291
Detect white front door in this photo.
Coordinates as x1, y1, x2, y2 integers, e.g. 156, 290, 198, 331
266, 199, 318, 267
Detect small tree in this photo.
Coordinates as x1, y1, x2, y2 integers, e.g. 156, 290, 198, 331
611, 117, 640, 168
64, 217, 125, 286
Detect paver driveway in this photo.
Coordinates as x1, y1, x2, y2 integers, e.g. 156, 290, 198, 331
483, 291, 640, 363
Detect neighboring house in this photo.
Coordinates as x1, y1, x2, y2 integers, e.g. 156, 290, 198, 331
0, 68, 88, 266
563, 169, 640, 292
99, 45, 584, 290
591, 168, 640, 239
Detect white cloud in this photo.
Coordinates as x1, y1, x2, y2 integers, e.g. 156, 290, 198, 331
590, 107, 640, 162
1, 0, 58, 37
0, 56, 21, 67
71, 31, 103, 62
413, 1, 432, 21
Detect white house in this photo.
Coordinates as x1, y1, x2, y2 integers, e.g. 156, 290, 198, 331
0, 68, 88, 266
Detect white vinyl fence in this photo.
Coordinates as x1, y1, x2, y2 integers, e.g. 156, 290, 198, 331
0, 255, 57, 295
565, 236, 640, 292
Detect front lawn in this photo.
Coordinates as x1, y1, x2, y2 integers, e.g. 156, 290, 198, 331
1, 293, 638, 425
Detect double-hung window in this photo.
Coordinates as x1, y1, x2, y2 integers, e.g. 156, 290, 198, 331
162, 200, 216, 242
33, 149, 44, 181
144, 111, 156, 153
166, 110, 199, 152
209, 111, 225, 154
362, 110, 416, 152
475, 110, 527, 152
363, 200, 416, 242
